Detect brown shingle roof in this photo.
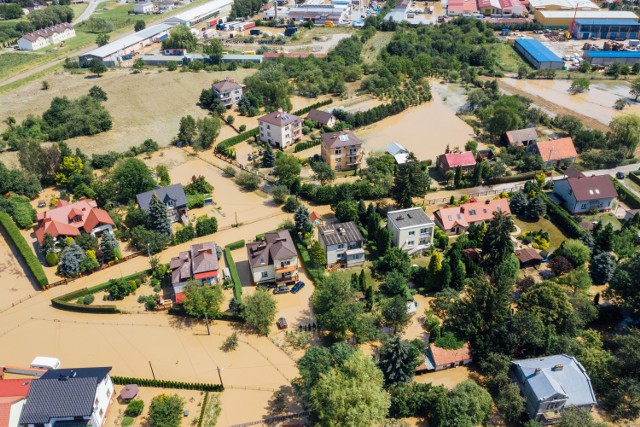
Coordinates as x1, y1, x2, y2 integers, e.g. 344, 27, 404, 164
212, 78, 244, 92
247, 230, 296, 267
320, 131, 362, 149
21, 23, 73, 42
535, 138, 578, 162
516, 248, 543, 264
306, 109, 335, 125
258, 109, 301, 127
505, 127, 538, 146
567, 174, 618, 201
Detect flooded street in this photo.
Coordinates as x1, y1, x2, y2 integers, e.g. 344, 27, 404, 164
358, 82, 476, 162
501, 78, 640, 126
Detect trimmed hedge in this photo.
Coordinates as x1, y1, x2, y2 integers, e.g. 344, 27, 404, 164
226, 240, 246, 250
51, 271, 148, 314
294, 139, 321, 153
197, 392, 209, 427
215, 128, 259, 156
293, 236, 323, 284
111, 376, 223, 392
0, 211, 48, 288
224, 247, 243, 302
541, 193, 585, 238
628, 171, 640, 187
486, 171, 537, 185
613, 179, 640, 209
292, 98, 332, 117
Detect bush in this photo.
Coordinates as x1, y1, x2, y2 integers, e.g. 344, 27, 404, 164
613, 179, 640, 209
486, 171, 537, 185
174, 224, 195, 244
82, 294, 95, 305
224, 248, 242, 303
234, 172, 260, 191
196, 216, 218, 236
0, 212, 48, 288
126, 400, 144, 417
111, 376, 223, 392
226, 240, 245, 250
187, 193, 205, 209
294, 139, 321, 153
223, 166, 236, 177
46, 252, 59, 266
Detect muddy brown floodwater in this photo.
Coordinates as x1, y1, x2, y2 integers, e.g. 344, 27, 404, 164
357, 82, 476, 163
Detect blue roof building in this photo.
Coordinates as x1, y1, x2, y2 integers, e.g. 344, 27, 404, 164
511, 354, 597, 424
583, 50, 640, 66
514, 38, 564, 70
574, 19, 640, 40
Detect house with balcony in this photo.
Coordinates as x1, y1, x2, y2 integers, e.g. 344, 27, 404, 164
318, 221, 365, 268
258, 109, 302, 149
246, 230, 299, 285
19, 367, 114, 427
320, 130, 364, 171
386, 207, 435, 254
170, 242, 220, 300
212, 78, 245, 109
436, 151, 476, 176
35, 199, 115, 245
136, 184, 188, 223
553, 168, 617, 214
511, 354, 597, 424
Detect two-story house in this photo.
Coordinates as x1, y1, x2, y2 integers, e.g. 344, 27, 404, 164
170, 242, 220, 300
317, 221, 365, 268
434, 198, 511, 235
436, 151, 476, 176
18, 23, 76, 51
246, 230, 299, 285
136, 184, 188, 223
212, 78, 245, 109
258, 109, 302, 149
511, 354, 597, 425
553, 168, 618, 214
19, 367, 114, 427
320, 131, 364, 171
386, 207, 435, 253
531, 137, 578, 168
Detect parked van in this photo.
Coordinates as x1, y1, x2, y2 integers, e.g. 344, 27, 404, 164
325, 20, 334, 26
30, 356, 61, 370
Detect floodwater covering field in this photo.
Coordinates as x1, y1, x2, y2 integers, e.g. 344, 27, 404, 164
358, 82, 476, 162
501, 77, 640, 125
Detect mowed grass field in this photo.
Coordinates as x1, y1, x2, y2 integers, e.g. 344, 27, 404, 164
494, 42, 531, 74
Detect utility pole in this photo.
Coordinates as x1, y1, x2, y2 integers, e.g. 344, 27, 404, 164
234, 211, 238, 227
149, 361, 156, 380
204, 313, 211, 335
216, 366, 224, 388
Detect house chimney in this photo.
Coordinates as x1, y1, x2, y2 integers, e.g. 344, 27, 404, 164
534, 368, 541, 375
553, 364, 564, 371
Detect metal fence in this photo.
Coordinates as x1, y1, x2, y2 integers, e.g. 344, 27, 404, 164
229, 411, 311, 427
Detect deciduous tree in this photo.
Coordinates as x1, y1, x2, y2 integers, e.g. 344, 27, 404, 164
242, 288, 277, 335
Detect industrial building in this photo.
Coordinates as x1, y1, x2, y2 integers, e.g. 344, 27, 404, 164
534, 10, 639, 28
514, 38, 564, 69
583, 50, 640, 66
528, 0, 599, 11
573, 19, 640, 40
287, 4, 348, 24
79, 23, 171, 66
163, 0, 233, 26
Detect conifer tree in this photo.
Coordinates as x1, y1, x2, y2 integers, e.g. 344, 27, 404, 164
148, 193, 172, 238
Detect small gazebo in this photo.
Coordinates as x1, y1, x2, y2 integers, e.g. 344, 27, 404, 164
119, 384, 139, 402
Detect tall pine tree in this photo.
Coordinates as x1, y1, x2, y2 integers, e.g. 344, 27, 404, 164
262, 144, 276, 168
378, 336, 419, 385
148, 193, 172, 238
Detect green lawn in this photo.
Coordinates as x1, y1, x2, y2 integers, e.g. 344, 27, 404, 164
362, 31, 393, 64
330, 262, 381, 291
495, 43, 531, 74
514, 215, 569, 251
0, 52, 45, 81
579, 213, 622, 230
69, 3, 89, 18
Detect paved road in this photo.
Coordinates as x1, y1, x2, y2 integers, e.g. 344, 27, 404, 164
74, 0, 109, 24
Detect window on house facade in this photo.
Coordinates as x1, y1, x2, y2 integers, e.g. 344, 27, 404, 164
335, 149, 342, 155
335, 157, 341, 163
336, 165, 342, 170
409, 231, 415, 236
420, 227, 429, 234
407, 240, 414, 246
581, 203, 587, 209
261, 271, 268, 278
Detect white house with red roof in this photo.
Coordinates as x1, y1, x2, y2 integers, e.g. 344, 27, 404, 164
170, 242, 220, 301
553, 168, 618, 214
35, 199, 114, 245
0, 379, 32, 427
18, 23, 76, 51
434, 198, 511, 234
436, 151, 476, 176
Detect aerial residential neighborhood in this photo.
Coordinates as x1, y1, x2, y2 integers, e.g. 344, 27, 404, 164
2, 0, 640, 424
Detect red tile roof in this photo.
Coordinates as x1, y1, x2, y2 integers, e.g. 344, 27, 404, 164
430, 342, 472, 367
0, 380, 32, 398
440, 151, 476, 169
447, 0, 479, 13
536, 138, 577, 162
434, 198, 511, 231
35, 199, 113, 243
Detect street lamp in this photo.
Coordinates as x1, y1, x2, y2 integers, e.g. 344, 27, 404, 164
147, 242, 151, 259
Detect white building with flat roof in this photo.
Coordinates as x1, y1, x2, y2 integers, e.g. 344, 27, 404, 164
163, 0, 233, 26
387, 207, 435, 254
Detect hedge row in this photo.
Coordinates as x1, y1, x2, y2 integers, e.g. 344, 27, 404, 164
226, 240, 246, 250
613, 179, 640, 209
541, 193, 585, 238
294, 139, 321, 153
197, 392, 210, 427
0, 211, 48, 288
111, 376, 223, 392
628, 171, 640, 187
224, 248, 243, 302
215, 128, 259, 156
486, 171, 537, 185
51, 270, 148, 314
293, 236, 323, 284
292, 98, 332, 117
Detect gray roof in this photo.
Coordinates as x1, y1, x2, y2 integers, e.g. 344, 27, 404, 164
136, 184, 187, 211
512, 354, 597, 409
387, 207, 434, 229
318, 221, 364, 246
212, 78, 244, 92
258, 110, 300, 127
505, 128, 538, 146
247, 230, 296, 267
82, 23, 171, 59
40, 367, 111, 382
306, 109, 335, 125
171, 242, 219, 284
321, 131, 362, 149
386, 142, 410, 164
19, 371, 108, 424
